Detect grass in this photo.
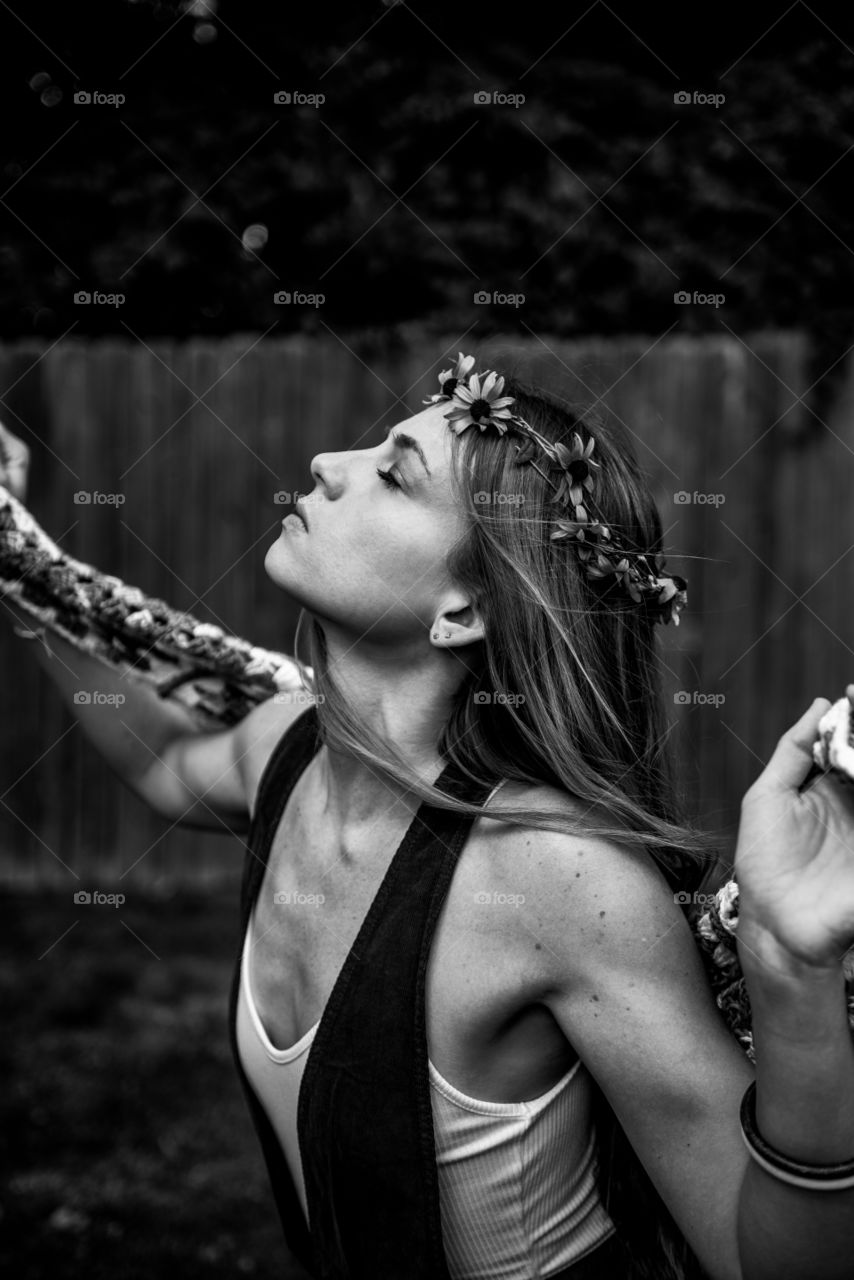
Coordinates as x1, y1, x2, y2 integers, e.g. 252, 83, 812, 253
0, 885, 313, 1279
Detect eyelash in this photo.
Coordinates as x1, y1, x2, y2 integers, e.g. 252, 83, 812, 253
376, 467, 402, 491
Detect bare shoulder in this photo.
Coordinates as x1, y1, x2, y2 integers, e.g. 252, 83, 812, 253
477, 779, 685, 975
234, 692, 318, 819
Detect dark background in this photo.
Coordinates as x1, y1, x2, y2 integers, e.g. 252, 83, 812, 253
2, 0, 854, 366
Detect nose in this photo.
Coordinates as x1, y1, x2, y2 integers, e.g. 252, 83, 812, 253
309, 448, 358, 499
308, 453, 335, 496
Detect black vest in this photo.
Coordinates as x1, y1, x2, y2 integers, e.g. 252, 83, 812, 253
227, 706, 634, 1279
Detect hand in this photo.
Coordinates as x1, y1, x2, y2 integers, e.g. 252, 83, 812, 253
734, 691, 854, 977
0, 419, 31, 503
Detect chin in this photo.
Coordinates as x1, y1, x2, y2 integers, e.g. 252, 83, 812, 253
264, 536, 304, 590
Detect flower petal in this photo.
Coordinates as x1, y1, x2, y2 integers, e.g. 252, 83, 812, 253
481, 370, 498, 398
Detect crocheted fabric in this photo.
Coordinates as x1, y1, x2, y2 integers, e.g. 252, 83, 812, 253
0, 485, 308, 730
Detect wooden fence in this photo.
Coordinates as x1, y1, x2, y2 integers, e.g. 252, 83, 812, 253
0, 329, 849, 892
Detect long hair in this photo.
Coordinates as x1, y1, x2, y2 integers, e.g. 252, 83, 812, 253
291, 359, 720, 1278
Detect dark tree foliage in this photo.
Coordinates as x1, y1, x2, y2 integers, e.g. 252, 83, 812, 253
0, 0, 852, 347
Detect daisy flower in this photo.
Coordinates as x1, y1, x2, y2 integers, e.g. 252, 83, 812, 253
422, 352, 477, 404
443, 370, 517, 435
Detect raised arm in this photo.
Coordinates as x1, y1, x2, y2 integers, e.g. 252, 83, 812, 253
3, 611, 308, 832
0, 418, 307, 834
518, 698, 854, 1280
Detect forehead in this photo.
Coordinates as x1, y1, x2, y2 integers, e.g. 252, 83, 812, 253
391, 402, 456, 466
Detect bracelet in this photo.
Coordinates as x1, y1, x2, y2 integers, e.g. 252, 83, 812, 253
740, 1081, 854, 1190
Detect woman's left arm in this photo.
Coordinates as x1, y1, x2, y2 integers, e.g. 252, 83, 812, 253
520, 693, 854, 1280
732, 691, 854, 1280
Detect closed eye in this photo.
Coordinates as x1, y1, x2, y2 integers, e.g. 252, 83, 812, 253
376, 467, 402, 490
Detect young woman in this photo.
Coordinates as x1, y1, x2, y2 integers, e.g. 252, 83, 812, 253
4, 353, 854, 1280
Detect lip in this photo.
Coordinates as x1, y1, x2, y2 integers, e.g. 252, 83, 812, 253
282, 514, 307, 534
292, 501, 309, 531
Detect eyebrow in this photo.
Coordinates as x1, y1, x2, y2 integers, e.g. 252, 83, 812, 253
386, 429, 432, 478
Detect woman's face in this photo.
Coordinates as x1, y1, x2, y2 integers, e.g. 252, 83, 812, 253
264, 402, 472, 645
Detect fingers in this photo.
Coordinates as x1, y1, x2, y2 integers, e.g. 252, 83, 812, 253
746, 697, 833, 800
1, 458, 28, 503
0, 425, 30, 503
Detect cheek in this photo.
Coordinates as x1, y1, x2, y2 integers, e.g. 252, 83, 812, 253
264, 506, 457, 633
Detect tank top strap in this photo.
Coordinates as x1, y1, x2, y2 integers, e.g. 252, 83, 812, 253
297, 754, 501, 1280
230, 702, 323, 1277
239, 703, 322, 927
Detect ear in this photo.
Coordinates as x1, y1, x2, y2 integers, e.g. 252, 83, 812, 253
429, 599, 485, 649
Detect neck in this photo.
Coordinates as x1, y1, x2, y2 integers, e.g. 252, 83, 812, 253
307, 625, 474, 833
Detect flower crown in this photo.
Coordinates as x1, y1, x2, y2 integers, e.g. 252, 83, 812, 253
423, 352, 688, 627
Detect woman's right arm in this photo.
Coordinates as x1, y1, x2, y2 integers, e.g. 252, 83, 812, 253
0, 419, 299, 834
7, 585, 306, 834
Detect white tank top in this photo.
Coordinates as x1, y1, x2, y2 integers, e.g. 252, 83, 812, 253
236, 897, 617, 1278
